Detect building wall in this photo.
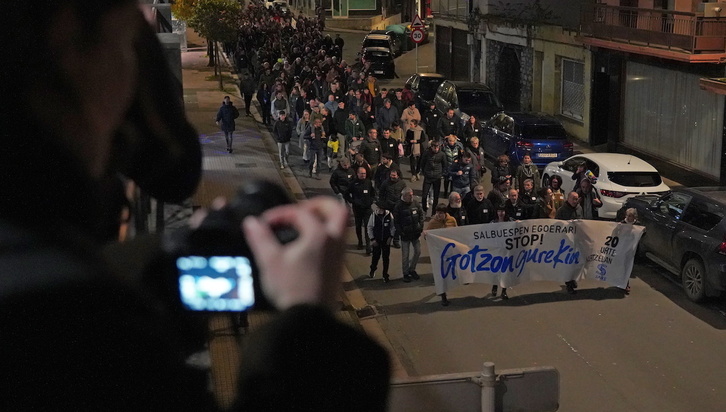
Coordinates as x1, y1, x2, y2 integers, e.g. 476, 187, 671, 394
483, 24, 591, 141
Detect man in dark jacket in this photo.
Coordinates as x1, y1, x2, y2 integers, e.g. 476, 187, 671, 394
216, 95, 240, 153
272, 111, 294, 168
241, 74, 257, 116
437, 108, 460, 140
419, 141, 447, 215
393, 187, 424, 282
373, 153, 400, 190
505, 188, 528, 221
556, 191, 583, 294
378, 169, 407, 212
359, 128, 382, 176
446, 191, 468, 226
367, 201, 395, 283
376, 99, 399, 131
329, 157, 355, 203
466, 137, 487, 186
347, 167, 376, 253
379, 128, 400, 165
423, 102, 441, 141
304, 117, 326, 178
464, 185, 494, 225
333, 100, 349, 156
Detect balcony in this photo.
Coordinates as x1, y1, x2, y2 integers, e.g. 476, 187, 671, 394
581, 4, 726, 63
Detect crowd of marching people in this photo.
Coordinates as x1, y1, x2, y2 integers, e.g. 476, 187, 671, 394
228, 1, 613, 305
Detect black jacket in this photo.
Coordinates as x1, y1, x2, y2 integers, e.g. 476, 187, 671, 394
359, 138, 382, 167
420, 149, 447, 180
329, 166, 355, 195
347, 178, 376, 210
393, 199, 424, 240
464, 198, 494, 225
272, 119, 294, 143
378, 179, 407, 211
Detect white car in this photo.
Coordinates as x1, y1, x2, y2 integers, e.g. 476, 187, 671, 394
264, 0, 289, 11
541, 153, 671, 219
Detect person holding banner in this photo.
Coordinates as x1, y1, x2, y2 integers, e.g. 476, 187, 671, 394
367, 201, 396, 283
556, 192, 584, 294
446, 192, 468, 226
394, 187, 425, 283
489, 205, 511, 299
464, 185, 494, 225
425, 203, 457, 231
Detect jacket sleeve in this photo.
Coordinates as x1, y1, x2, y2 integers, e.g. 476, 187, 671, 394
366, 213, 375, 240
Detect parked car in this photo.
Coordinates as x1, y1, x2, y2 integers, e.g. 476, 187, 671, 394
264, 0, 289, 12
405, 73, 445, 111
368, 30, 402, 56
361, 33, 399, 57
360, 47, 396, 79
624, 187, 726, 302
541, 153, 670, 219
433, 80, 503, 131
482, 112, 573, 168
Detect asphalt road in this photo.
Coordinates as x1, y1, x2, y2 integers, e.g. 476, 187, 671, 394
283, 29, 726, 411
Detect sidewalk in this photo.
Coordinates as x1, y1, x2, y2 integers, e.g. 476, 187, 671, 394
180, 30, 406, 409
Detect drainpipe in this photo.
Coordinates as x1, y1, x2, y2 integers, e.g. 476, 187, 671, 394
480, 361, 496, 412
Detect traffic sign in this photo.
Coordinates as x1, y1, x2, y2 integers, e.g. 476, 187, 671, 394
411, 14, 424, 29
411, 28, 425, 44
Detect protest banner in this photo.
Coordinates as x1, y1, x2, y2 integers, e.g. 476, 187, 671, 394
425, 219, 645, 295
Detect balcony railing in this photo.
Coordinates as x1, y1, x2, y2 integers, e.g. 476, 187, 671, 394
581, 4, 726, 54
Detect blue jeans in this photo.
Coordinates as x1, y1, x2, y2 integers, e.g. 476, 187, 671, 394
277, 142, 290, 166
224, 130, 233, 148
401, 238, 421, 275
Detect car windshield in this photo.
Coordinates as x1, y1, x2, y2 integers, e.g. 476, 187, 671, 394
457, 90, 500, 112
520, 124, 567, 139
419, 78, 444, 100
363, 39, 390, 49
607, 172, 662, 187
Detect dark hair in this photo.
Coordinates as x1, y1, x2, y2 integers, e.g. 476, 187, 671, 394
435, 203, 448, 213
550, 175, 563, 187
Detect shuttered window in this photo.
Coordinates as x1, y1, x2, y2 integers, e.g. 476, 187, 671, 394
623, 61, 724, 178
561, 59, 584, 121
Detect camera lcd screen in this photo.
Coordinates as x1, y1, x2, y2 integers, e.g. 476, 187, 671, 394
176, 256, 254, 312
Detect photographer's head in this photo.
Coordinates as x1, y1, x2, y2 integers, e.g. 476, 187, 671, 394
4, 0, 142, 178
2, 1, 201, 235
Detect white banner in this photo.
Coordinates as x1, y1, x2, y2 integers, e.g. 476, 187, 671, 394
426, 219, 645, 295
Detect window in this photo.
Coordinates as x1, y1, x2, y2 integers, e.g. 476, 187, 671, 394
561, 59, 584, 121
607, 172, 663, 187
656, 192, 692, 220
681, 200, 724, 231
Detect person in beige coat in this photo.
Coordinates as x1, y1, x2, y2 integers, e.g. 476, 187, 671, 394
406, 119, 427, 181
400, 101, 421, 134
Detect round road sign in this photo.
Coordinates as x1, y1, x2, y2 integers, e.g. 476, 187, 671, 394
411, 28, 425, 44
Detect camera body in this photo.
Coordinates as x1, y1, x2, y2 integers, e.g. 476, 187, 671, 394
165, 180, 296, 313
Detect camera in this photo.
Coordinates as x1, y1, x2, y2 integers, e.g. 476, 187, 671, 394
163, 179, 296, 313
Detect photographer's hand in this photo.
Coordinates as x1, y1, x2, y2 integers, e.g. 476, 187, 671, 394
243, 197, 347, 311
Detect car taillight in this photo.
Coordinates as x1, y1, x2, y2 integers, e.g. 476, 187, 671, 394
718, 240, 726, 255
516, 141, 533, 149
564, 142, 573, 151
600, 189, 627, 198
